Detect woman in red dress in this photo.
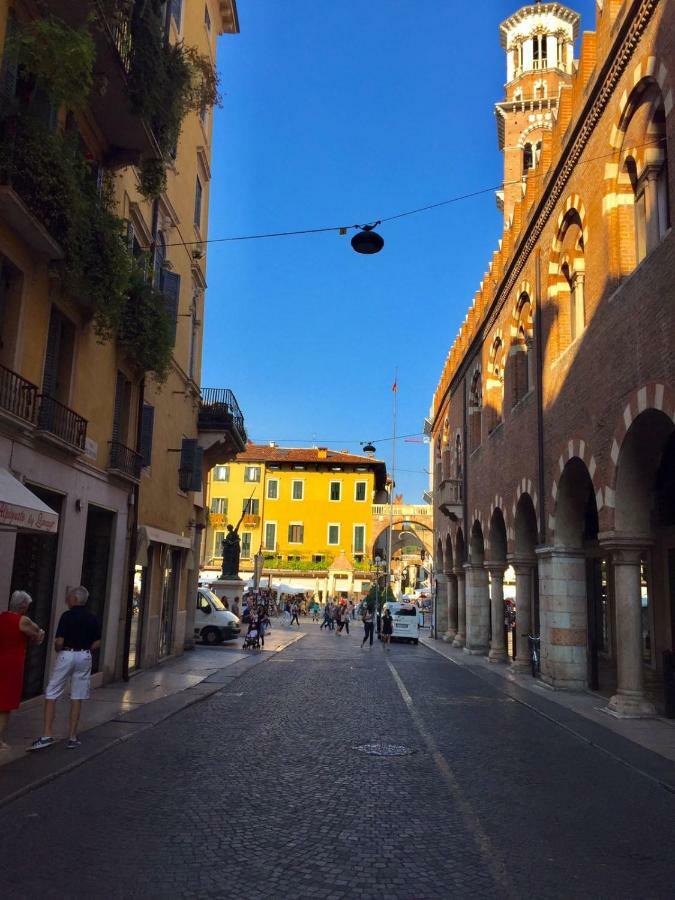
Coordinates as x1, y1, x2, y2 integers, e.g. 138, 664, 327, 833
0, 590, 44, 749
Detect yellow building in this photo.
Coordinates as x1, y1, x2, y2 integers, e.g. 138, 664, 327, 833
203, 445, 389, 598
0, 0, 243, 698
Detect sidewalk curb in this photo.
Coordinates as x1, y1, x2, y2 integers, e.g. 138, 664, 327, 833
0, 632, 306, 811
420, 637, 675, 794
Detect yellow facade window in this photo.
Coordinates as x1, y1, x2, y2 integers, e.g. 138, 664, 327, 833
329, 481, 341, 501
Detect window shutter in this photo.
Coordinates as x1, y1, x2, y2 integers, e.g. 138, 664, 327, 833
139, 403, 155, 467
161, 270, 180, 345
179, 438, 197, 491
42, 307, 63, 397
190, 446, 204, 492
112, 371, 126, 443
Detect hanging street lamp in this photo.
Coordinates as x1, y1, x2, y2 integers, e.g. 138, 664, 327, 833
351, 223, 384, 255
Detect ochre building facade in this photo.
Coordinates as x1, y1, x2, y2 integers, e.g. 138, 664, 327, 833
431, 0, 674, 716
0, 0, 244, 702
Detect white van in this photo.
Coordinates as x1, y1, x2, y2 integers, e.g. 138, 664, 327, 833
382, 601, 420, 644
195, 588, 241, 645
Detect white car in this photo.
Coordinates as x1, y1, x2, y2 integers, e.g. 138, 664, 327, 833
195, 588, 241, 645
382, 601, 420, 644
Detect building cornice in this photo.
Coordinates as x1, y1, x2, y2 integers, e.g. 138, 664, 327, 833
432, 0, 658, 430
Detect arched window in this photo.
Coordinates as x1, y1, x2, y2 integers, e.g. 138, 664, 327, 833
455, 433, 463, 481
523, 143, 533, 173
552, 209, 585, 352
487, 337, 505, 433
441, 417, 451, 480
511, 292, 533, 407
616, 83, 670, 273
469, 369, 482, 452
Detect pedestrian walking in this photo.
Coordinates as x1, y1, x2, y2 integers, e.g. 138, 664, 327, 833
311, 601, 320, 623
381, 608, 393, 651
29, 586, 101, 751
361, 606, 374, 648
320, 604, 331, 629
290, 601, 300, 627
0, 591, 45, 749
231, 597, 240, 619
337, 605, 349, 635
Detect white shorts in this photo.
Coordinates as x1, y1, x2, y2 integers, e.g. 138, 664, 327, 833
45, 650, 92, 701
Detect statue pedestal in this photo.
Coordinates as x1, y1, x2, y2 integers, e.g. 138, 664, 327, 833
209, 579, 246, 607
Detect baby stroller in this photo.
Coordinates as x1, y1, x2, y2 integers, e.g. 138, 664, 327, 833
242, 622, 261, 650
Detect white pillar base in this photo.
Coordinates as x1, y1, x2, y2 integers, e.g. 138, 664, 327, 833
606, 691, 656, 718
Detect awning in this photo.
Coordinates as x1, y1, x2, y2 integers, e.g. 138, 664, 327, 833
136, 525, 192, 566
0, 468, 59, 534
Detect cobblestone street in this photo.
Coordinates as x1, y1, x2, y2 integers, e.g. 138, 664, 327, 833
1, 623, 675, 899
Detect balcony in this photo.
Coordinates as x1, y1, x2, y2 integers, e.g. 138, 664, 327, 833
108, 440, 143, 483
438, 478, 463, 521
36, 395, 87, 453
41, 0, 157, 165
243, 514, 260, 528
0, 364, 38, 428
198, 388, 247, 465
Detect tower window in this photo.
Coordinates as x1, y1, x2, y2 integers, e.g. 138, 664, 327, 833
523, 143, 533, 173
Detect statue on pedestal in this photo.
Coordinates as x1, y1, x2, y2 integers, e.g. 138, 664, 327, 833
221, 524, 241, 580
220, 492, 255, 580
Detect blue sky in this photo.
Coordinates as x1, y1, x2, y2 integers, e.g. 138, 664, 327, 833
202, 0, 597, 501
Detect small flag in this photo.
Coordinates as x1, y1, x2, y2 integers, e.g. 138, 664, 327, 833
392, 378, 397, 393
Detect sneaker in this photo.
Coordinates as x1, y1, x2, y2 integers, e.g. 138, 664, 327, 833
67, 738, 82, 749
28, 737, 54, 751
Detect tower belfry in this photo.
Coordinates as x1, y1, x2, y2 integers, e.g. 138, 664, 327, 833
495, 2, 580, 223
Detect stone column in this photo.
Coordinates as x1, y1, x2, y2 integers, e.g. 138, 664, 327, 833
643, 167, 662, 253
601, 537, 655, 717
464, 562, 490, 655
435, 573, 449, 638
536, 547, 588, 689
445, 573, 458, 642
509, 557, 535, 674
452, 567, 466, 648
486, 563, 507, 663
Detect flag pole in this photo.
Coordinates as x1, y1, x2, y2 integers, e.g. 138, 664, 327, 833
387, 370, 397, 601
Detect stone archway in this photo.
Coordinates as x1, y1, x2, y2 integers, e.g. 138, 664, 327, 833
487, 509, 508, 663
511, 493, 539, 673
442, 533, 458, 641
540, 457, 602, 690
465, 521, 489, 655
604, 408, 675, 716
453, 528, 467, 648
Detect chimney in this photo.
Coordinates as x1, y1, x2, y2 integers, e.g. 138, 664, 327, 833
317, 447, 328, 459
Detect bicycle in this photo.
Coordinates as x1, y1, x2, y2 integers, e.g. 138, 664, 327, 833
525, 633, 541, 677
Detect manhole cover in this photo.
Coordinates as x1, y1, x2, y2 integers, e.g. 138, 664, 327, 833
354, 742, 414, 757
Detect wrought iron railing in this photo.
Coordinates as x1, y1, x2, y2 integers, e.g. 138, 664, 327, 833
37, 395, 87, 451
199, 388, 246, 441
0, 363, 38, 424
108, 440, 143, 480
96, 0, 134, 74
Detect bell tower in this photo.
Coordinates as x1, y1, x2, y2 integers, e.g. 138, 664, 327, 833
495, 2, 580, 223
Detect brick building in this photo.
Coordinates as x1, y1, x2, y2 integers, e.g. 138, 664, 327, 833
430, 0, 674, 716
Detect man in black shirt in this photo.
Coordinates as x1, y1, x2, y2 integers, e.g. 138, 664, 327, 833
29, 586, 101, 751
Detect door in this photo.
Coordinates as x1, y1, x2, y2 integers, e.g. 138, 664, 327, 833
10, 486, 63, 700
80, 505, 114, 674
128, 558, 150, 672
159, 548, 181, 658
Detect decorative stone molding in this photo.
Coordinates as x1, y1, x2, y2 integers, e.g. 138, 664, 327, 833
605, 382, 675, 512
547, 437, 603, 536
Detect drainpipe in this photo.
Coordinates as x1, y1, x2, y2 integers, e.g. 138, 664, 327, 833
122, 377, 145, 681
534, 250, 546, 545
